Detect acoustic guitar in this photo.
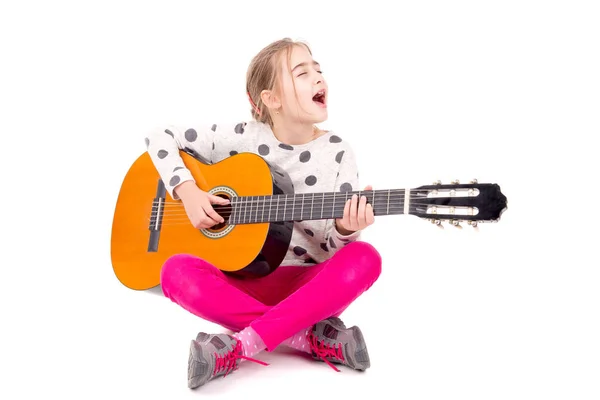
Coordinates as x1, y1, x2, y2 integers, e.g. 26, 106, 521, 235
110, 148, 507, 290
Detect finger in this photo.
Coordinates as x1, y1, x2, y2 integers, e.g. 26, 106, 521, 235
366, 203, 375, 225
202, 200, 225, 224
210, 194, 230, 204
357, 195, 367, 228
364, 184, 373, 191
342, 198, 351, 228
350, 194, 359, 231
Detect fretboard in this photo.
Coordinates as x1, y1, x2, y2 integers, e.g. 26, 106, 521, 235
228, 189, 408, 225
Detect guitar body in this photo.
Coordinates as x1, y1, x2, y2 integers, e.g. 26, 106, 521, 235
110, 150, 294, 290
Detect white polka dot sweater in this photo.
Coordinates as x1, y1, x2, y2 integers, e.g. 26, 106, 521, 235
145, 120, 361, 266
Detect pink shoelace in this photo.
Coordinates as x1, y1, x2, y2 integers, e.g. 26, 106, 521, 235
308, 331, 345, 372
213, 339, 268, 377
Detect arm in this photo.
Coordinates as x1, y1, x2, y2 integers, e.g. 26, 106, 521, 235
145, 124, 215, 200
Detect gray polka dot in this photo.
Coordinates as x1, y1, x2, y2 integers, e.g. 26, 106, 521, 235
212, 142, 215, 150
329, 135, 342, 143
320, 243, 329, 252
299, 151, 311, 162
173, 166, 184, 172
329, 236, 337, 249
279, 143, 294, 150
165, 129, 174, 138
145, 138, 149, 147
234, 123, 245, 134
258, 144, 270, 156
305, 175, 317, 186
185, 128, 197, 142
335, 150, 345, 163
304, 228, 314, 237
157, 150, 169, 159
293, 246, 307, 256
340, 182, 352, 192
169, 175, 180, 186
230, 150, 238, 156
211, 124, 217, 132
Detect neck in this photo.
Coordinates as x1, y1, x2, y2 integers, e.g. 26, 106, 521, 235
228, 188, 411, 225
271, 119, 319, 145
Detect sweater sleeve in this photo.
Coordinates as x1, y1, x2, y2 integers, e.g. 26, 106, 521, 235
325, 143, 362, 250
144, 124, 216, 200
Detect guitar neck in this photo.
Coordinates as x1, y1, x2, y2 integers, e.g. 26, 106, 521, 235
228, 189, 412, 225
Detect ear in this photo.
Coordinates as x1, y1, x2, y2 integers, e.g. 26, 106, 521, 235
260, 89, 282, 111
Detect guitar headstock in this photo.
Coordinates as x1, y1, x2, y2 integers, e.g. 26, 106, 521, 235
410, 179, 507, 228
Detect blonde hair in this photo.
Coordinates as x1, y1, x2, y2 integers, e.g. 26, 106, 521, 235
246, 37, 313, 127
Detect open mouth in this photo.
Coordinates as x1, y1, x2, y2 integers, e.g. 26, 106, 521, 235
312, 89, 326, 107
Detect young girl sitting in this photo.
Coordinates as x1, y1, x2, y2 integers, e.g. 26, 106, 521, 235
145, 37, 382, 389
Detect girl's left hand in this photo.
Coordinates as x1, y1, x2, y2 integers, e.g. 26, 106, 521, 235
335, 185, 375, 235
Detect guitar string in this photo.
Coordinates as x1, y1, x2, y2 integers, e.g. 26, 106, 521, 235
153, 192, 473, 206
148, 199, 473, 221
147, 190, 478, 224
148, 206, 476, 225
149, 199, 470, 215
153, 187, 473, 204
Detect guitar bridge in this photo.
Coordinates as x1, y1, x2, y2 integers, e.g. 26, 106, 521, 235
147, 178, 166, 252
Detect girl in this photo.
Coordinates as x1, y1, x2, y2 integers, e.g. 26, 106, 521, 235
145, 38, 382, 389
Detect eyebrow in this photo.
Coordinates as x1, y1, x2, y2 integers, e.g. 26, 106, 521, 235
292, 61, 320, 72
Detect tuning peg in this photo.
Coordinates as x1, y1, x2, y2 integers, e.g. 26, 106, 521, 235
451, 179, 460, 184
470, 179, 478, 184
433, 180, 441, 185
451, 219, 462, 229
430, 219, 443, 228
468, 220, 478, 228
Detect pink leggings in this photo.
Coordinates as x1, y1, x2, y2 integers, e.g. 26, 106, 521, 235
160, 241, 382, 351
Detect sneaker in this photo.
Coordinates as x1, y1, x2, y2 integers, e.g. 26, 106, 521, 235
188, 332, 267, 389
308, 317, 370, 372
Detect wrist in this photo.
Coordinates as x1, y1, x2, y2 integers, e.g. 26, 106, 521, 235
174, 180, 197, 199
335, 220, 356, 236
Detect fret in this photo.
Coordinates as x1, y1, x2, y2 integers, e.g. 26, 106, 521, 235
275, 196, 279, 221
292, 194, 296, 220
300, 193, 304, 220
332, 192, 336, 218
269, 195, 273, 222
262, 195, 265, 222
241, 196, 246, 224
284, 195, 288, 222
321, 192, 325, 219
387, 189, 390, 215
310, 193, 314, 219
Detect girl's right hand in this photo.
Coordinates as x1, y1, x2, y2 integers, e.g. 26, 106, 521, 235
175, 181, 230, 229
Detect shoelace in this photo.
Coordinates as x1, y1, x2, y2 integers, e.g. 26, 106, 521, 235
213, 339, 268, 377
308, 330, 345, 372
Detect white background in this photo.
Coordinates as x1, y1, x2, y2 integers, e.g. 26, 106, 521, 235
1, 0, 598, 398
